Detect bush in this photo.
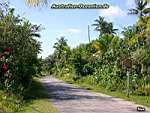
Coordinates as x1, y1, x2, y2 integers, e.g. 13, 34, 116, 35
0, 4, 41, 96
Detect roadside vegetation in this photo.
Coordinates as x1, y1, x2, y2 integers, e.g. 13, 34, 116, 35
0, 2, 58, 113
0, 0, 150, 112
0, 77, 59, 113
21, 77, 59, 113
46, 0, 150, 107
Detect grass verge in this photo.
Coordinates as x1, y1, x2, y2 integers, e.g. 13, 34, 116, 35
57, 75, 150, 107
0, 77, 59, 113
19, 77, 59, 113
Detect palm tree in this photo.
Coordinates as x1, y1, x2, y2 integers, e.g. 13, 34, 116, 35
92, 16, 105, 36
25, 0, 47, 6
107, 23, 118, 35
128, 0, 150, 17
92, 16, 117, 36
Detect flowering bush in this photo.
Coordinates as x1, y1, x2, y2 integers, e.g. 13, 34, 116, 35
0, 6, 41, 96
0, 48, 12, 90
0, 48, 11, 73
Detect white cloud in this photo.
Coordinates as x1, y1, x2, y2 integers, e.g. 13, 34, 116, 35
57, 33, 66, 37
99, 6, 127, 19
10, 5, 16, 9
126, 0, 135, 7
67, 28, 81, 33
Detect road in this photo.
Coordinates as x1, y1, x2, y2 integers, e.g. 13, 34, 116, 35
42, 76, 150, 113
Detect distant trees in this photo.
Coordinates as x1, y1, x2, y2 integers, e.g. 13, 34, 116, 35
46, 0, 150, 96
47, 37, 71, 76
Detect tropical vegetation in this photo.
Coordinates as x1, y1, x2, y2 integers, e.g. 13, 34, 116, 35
0, 2, 48, 112
0, 0, 150, 112
46, 0, 150, 101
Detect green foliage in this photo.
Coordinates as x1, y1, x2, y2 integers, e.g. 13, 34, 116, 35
46, 37, 71, 77
46, 0, 150, 98
0, 3, 42, 99
47, 23, 150, 97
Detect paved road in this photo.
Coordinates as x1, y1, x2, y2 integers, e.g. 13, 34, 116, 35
42, 76, 150, 113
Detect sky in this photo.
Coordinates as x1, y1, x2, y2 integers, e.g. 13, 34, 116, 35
8, 0, 138, 58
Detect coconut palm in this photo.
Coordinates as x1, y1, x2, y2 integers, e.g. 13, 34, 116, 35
107, 23, 118, 35
92, 16, 118, 36
128, 0, 150, 17
92, 16, 106, 36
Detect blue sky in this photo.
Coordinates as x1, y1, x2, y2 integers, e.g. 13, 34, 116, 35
9, 0, 138, 58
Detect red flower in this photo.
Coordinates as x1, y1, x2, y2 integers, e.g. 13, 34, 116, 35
4, 47, 11, 52
1, 63, 8, 73
4, 48, 12, 55
0, 53, 4, 58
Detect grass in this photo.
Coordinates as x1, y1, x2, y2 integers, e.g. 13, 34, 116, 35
21, 99, 58, 113
0, 90, 23, 113
0, 77, 59, 113
19, 77, 59, 113
57, 74, 150, 107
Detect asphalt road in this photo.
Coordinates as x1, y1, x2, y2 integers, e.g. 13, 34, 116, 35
42, 76, 150, 113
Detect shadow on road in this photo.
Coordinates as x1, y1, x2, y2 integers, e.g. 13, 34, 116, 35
43, 81, 115, 102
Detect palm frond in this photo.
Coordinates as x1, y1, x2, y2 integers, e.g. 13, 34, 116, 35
128, 9, 139, 15
94, 19, 100, 23
143, 0, 148, 7
113, 29, 118, 32
26, 0, 47, 7
143, 8, 150, 14
94, 27, 100, 31
30, 33, 41, 37
92, 24, 99, 26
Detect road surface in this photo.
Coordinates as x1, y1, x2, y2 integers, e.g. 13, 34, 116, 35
42, 76, 150, 113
